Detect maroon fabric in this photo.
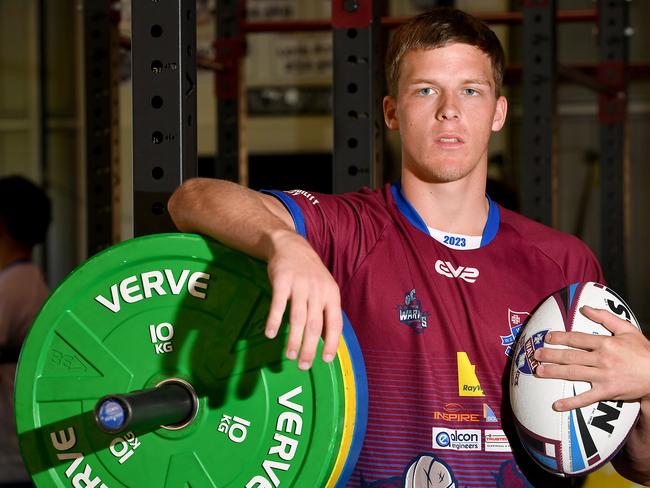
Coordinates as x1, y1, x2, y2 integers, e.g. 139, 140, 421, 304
267, 183, 603, 487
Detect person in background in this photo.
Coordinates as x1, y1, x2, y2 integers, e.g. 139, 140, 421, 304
0, 175, 51, 487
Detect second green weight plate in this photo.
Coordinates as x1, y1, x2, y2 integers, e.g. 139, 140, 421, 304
15, 233, 366, 487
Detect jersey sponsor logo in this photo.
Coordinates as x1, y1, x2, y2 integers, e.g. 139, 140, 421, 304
483, 403, 498, 422
457, 352, 484, 397
485, 430, 511, 452
432, 403, 497, 424
500, 309, 530, 357
397, 289, 429, 334
514, 330, 547, 376
434, 260, 479, 283
433, 403, 480, 423
432, 428, 481, 451
285, 189, 319, 205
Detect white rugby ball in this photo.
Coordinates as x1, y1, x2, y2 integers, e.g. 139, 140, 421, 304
509, 281, 641, 476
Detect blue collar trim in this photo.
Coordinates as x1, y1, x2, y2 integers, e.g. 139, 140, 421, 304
390, 181, 500, 247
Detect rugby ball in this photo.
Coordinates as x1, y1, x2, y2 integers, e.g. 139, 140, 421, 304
509, 282, 641, 476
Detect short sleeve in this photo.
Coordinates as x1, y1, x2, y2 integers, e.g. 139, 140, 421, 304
261, 189, 391, 286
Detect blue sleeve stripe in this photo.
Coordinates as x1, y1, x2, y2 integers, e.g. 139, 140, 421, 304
260, 190, 307, 238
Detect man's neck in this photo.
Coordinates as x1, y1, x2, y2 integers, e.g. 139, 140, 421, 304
401, 173, 489, 236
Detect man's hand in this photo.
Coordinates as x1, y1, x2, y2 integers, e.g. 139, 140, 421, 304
264, 229, 343, 371
534, 305, 650, 411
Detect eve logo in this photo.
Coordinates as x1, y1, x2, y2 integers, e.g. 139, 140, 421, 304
435, 260, 479, 283
149, 322, 174, 354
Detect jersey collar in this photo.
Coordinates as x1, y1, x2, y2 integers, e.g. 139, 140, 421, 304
390, 181, 500, 247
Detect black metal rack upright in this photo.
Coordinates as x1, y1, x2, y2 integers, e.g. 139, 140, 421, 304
131, 0, 197, 237
84, 0, 120, 255
598, 0, 629, 294
521, 0, 557, 227
331, 0, 383, 193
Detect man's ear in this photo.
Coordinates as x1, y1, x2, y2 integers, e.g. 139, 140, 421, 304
491, 96, 508, 132
383, 95, 399, 131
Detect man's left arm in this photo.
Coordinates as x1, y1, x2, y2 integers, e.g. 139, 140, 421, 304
534, 306, 650, 485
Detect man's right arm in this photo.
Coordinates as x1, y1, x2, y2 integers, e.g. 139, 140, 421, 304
168, 178, 342, 370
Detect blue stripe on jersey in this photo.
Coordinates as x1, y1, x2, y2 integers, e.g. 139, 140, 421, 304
260, 190, 307, 237
390, 181, 501, 247
480, 195, 499, 246
391, 181, 429, 234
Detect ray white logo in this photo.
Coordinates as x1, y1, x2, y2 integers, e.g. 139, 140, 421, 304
434, 260, 479, 283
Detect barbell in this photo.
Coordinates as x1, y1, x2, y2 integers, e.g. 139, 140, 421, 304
15, 233, 367, 487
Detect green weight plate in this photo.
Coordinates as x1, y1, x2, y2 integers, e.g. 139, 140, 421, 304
15, 233, 359, 487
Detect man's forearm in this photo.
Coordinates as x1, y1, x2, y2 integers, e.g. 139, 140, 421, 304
167, 178, 295, 261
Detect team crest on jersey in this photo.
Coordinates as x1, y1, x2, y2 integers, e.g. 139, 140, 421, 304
500, 309, 530, 357
397, 289, 429, 334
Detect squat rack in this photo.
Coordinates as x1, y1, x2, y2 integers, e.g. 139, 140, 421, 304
83, 0, 632, 294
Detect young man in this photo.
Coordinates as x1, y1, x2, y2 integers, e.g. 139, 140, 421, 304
169, 8, 650, 487
0, 175, 51, 486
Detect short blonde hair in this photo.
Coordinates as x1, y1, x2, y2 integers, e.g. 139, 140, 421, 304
386, 7, 505, 97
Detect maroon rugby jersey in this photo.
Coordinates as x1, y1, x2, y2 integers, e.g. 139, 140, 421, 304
265, 182, 603, 488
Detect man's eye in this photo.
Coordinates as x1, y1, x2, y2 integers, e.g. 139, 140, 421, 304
464, 88, 478, 96
418, 87, 434, 96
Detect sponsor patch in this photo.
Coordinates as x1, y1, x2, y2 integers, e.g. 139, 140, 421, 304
432, 428, 481, 451
457, 352, 484, 397
434, 403, 480, 423
434, 260, 479, 283
397, 289, 429, 334
483, 404, 498, 423
485, 430, 511, 452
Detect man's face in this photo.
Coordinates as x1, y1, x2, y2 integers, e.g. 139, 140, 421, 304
383, 43, 507, 184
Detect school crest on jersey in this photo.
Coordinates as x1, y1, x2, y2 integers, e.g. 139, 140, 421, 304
397, 289, 429, 334
500, 308, 530, 357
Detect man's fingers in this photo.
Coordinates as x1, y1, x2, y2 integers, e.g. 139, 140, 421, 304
285, 292, 308, 361
545, 330, 603, 351
297, 300, 324, 370
536, 362, 597, 383
266, 282, 290, 339
552, 388, 602, 412
534, 346, 598, 367
322, 301, 343, 363
580, 305, 637, 335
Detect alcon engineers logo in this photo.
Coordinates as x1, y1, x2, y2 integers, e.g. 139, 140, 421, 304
432, 428, 481, 451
